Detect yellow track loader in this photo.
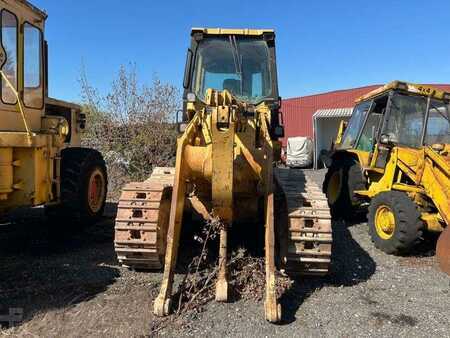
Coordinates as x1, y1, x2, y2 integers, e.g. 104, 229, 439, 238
114, 28, 333, 322
0, 1, 107, 224
323, 81, 450, 275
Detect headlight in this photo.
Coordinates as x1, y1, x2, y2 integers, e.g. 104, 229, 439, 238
59, 118, 69, 137
187, 92, 196, 102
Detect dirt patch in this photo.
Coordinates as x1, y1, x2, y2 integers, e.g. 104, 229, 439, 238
1, 170, 450, 337
371, 312, 418, 327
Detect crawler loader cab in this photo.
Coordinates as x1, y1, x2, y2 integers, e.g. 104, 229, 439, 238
0, 1, 107, 225
324, 81, 450, 274
181, 28, 284, 139
115, 28, 333, 323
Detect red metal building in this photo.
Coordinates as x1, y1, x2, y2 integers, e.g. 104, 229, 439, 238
281, 83, 450, 146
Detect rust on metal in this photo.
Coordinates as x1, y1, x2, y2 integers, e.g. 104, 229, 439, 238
436, 226, 450, 276
275, 168, 332, 276
114, 167, 174, 270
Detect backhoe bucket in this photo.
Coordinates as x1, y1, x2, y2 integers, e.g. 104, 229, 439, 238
436, 226, 450, 276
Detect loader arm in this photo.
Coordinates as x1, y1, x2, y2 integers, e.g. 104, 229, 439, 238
393, 147, 450, 225
376, 145, 450, 274
421, 147, 450, 275
420, 147, 450, 225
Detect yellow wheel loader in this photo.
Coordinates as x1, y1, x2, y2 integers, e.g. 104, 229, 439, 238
114, 28, 333, 322
0, 1, 107, 225
323, 81, 450, 275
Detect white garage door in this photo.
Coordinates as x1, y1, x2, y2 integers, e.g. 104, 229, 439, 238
313, 108, 353, 169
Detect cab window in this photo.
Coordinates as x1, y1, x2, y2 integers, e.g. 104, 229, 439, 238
340, 101, 371, 148
1, 10, 18, 104
383, 93, 427, 147
425, 99, 450, 145
356, 96, 387, 152
23, 22, 43, 109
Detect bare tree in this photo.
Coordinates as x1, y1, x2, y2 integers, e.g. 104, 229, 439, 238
80, 63, 180, 199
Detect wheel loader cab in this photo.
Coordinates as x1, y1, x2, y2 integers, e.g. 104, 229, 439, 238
0, 1, 46, 132
0, 1, 107, 223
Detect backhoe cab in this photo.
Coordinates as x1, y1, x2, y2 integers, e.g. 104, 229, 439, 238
0, 1, 107, 225
323, 81, 450, 274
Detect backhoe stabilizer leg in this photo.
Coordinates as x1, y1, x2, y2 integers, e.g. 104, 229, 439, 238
215, 226, 229, 302
264, 191, 281, 323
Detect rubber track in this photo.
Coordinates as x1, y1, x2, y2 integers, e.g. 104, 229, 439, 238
275, 168, 332, 276
114, 167, 175, 269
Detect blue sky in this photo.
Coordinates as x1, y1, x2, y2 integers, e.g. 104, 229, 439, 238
33, 0, 450, 102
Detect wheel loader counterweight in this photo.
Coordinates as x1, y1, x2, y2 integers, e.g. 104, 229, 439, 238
0, 1, 107, 225
114, 28, 333, 322
323, 81, 450, 275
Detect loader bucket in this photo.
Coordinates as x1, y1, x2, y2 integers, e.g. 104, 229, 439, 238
436, 226, 450, 276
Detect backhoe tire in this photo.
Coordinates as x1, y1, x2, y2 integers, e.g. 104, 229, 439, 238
46, 148, 108, 228
368, 191, 423, 255
323, 157, 365, 220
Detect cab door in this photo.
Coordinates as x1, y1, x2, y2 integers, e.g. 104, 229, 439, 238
0, 1, 44, 132
355, 94, 389, 170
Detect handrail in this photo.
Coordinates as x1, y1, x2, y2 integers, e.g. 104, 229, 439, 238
0, 70, 33, 141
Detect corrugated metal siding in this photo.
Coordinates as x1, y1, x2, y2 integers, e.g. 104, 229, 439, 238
281, 83, 450, 146
313, 107, 353, 119
281, 85, 381, 145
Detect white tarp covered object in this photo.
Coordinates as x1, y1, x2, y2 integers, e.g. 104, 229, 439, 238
286, 136, 313, 168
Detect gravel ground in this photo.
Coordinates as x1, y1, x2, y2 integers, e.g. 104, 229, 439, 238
0, 170, 449, 337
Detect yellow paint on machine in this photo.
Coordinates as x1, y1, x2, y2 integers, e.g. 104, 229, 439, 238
327, 80, 450, 275
0, 1, 88, 213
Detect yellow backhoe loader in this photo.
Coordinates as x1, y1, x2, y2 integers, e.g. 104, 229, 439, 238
0, 1, 107, 225
323, 81, 450, 275
114, 28, 333, 322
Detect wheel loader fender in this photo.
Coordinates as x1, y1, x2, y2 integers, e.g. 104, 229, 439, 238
329, 149, 363, 168
326, 150, 365, 186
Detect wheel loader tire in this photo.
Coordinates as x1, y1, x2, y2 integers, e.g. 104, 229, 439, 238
46, 148, 108, 227
368, 191, 423, 255
323, 157, 365, 219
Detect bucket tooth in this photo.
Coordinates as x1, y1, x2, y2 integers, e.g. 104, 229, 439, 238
215, 226, 229, 302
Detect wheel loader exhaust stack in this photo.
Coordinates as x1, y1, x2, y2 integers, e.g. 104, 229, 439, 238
114, 28, 333, 322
